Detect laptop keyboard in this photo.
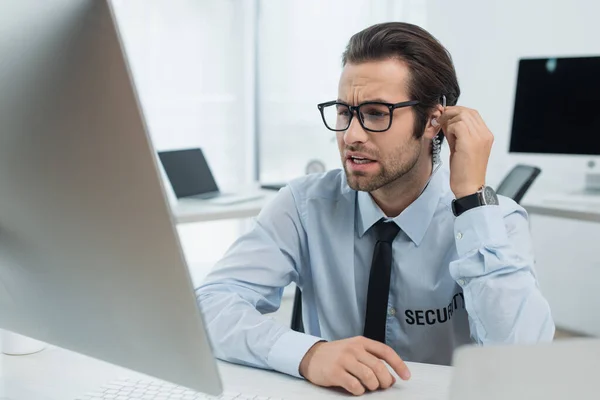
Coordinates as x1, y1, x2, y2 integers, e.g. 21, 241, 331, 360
75, 377, 284, 400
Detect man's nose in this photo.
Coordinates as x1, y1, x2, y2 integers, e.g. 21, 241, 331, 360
343, 113, 368, 145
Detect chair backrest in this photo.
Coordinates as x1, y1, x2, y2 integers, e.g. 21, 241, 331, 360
291, 286, 304, 333
496, 164, 541, 204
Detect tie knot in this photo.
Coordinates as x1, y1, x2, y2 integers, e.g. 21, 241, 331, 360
374, 220, 400, 243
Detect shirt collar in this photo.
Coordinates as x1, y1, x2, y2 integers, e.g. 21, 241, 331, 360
355, 167, 446, 246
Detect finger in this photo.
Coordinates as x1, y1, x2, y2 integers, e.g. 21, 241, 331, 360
357, 352, 395, 389
466, 110, 494, 142
451, 113, 478, 138
436, 106, 461, 123
363, 339, 411, 380
345, 360, 380, 391
446, 108, 488, 134
443, 114, 472, 154
440, 114, 471, 140
436, 106, 466, 125
469, 109, 488, 130
445, 120, 471, 142
339, 372, 366, 396
442, 128, 456, 154
444, 122, 464, 155
448, 113, 492, 147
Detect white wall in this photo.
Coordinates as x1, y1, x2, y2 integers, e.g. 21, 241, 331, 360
111, 0, 253, 265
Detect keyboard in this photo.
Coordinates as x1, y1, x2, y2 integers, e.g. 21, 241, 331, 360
76, 377, 284, 400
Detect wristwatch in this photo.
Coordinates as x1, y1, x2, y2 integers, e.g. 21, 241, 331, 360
451, 186, 499, 217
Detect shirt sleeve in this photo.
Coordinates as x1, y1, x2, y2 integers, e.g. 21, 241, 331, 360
449, 199, 555, 344
195, 186, 323, 378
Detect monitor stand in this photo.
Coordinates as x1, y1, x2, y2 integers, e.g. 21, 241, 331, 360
584, 171, 600, 193
0, 331, 48, 399
1, 331, 46, 357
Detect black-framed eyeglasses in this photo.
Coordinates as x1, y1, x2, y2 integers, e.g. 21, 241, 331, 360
317, 100, 420, 133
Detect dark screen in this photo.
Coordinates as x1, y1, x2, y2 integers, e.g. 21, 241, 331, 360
509, 56, 600, 155
158, 148, 219, 198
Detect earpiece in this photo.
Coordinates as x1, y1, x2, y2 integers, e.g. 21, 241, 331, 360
432, 135, 441, 165
431, 95, 447, 128
428, 95, 447, 171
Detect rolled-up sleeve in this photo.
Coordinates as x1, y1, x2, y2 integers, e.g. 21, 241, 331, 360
195, 186, 322, 377
449, 199, 555, 344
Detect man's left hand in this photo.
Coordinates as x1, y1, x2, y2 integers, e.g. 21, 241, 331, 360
436, 106, 494, 199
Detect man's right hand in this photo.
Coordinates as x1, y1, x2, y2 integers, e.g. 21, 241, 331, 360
298, 336, 411, 396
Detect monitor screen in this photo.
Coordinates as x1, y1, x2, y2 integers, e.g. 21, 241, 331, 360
509, 56, 600, 156
158, 148, 219, 198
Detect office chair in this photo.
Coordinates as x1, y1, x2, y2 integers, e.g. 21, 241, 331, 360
289, 164, 542, 333
496, 164, 542, 204
291, 286, 304, 333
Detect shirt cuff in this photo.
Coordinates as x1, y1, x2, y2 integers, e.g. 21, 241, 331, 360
454, 205, 508, 257
267, 330, 324, 378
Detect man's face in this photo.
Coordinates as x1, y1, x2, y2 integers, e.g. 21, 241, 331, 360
337, 59, 423, 192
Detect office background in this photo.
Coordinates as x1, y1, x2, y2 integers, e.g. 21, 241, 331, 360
111, 0, 600, 336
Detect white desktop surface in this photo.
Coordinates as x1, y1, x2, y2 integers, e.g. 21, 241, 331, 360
173, 189, 600, 224
521, 192, 600, 223
0, 346, 452, 400
171, 191, 276, 224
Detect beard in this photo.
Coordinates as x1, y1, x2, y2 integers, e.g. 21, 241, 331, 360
343, 139, 422, 192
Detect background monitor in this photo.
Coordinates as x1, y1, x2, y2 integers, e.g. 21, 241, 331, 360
0, 0, 221, 394
509, 56, 600, 156
158, 148, 220, 198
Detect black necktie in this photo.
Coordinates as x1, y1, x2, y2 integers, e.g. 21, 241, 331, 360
363, 219, 400, 343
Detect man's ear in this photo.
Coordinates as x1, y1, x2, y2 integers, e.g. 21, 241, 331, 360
424, 105, 444, 141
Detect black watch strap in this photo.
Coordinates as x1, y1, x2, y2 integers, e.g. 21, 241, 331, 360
452, 192, 482, 217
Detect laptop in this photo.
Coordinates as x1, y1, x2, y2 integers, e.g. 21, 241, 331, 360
158, 148, 264, 205
449, 338, 600, 400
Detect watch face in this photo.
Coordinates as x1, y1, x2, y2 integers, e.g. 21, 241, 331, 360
483, 186, 498, 205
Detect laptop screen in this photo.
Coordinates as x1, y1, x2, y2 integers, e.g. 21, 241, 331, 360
158, 148, 219, 198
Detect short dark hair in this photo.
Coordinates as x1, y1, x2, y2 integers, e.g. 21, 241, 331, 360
342, 22, 460, 143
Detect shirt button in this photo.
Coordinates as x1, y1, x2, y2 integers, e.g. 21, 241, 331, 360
457, 279, 466, 286
388, 307, 396, 316
456, 232, 463, 240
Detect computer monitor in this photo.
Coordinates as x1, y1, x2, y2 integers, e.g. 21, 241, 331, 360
0, 0, 221, 395
509, 56, 600, 156
158, 148, 220, 199
509, 56, 600, 192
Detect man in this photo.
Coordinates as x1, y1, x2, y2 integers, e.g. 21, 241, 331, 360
196, 22, 554, 396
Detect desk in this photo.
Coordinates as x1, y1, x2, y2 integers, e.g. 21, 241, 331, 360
522, 194, 600, 223
171, 192, 275, 224
521, 193, 600, 336
0, 346, 452, 399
